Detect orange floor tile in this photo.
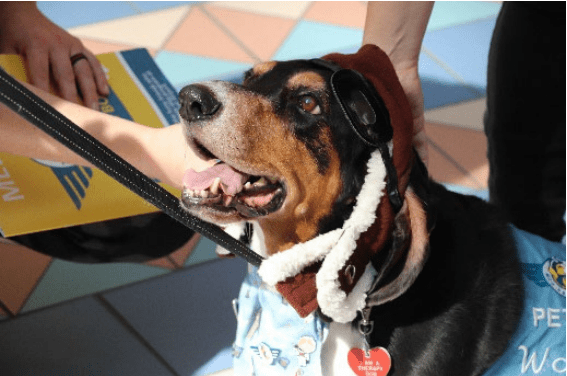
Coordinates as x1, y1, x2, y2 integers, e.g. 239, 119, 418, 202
303, 1, 367, 29
205, 4, 296, 61
163, 7, 255, 63
0, 240, 52, 315
425, 122, 489, 189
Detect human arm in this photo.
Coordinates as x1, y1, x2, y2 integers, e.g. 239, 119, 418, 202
0, 1, 109, 110
363, 1, 434, 162
0, 81, 211, 189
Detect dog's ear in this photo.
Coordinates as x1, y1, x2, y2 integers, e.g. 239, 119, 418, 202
331, 69, 393, 146
367, 189, 430, 306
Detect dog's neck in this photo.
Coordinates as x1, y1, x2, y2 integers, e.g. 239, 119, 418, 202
234, 149, 430, 323
252, 150, 396, 322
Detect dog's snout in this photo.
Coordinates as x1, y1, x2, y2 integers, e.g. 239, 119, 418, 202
179, 84, 221, 121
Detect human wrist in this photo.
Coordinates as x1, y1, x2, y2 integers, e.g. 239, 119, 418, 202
0, 2, 39, 21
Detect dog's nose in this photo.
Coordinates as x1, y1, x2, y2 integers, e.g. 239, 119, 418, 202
179, 84, 221, 121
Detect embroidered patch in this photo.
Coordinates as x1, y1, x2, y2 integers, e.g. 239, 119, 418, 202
251, 343, 281, 365
543, 257, 566, 297
232, 344, 243, 358
278, 357, 290, 369
295, 336, 317, 366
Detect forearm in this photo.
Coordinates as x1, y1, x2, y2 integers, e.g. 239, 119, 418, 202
363, 1, 434, 72
0, 81, 208, 188
363, 2, 434, 163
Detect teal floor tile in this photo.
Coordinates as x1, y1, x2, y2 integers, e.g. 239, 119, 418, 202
423, 17, 498, 93
103, 258, 247, 376
419, 52, 481, 110
273, 21, 363, 60
155, 51, 252, 89
444, 184, 489, 201
184, 235, 221, 267
0, 297, 176, 376
428, 1, 502, 31
130, 1, 198, 13
192, 347, 233, 376
22, 259, 168, 313
37, 1, 137, 29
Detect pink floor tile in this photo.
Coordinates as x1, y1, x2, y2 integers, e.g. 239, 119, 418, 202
427, 145, 483, 189
162, 7, 254, 63
425, 123, 488, 188
167, 233, 201, 267
0, 241, 52, 315
79, 38, 138, 56
205, 4, 296, 61
144, 257, 177, 270
304, 1, 367, 29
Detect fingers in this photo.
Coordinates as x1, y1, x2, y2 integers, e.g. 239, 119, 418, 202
413, 119, 429, 166
71, 52, 101, 110
83, 49, 109, 97
49, 47, 82, 104
1, 3, 107, 110
25, 48, 51, 93
27, 43, 106, 110
393, 66, 428, 165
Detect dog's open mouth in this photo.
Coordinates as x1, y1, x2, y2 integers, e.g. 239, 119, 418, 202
181, 157, 285, 219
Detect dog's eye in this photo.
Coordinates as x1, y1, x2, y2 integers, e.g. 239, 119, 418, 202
299, 95, 321, 115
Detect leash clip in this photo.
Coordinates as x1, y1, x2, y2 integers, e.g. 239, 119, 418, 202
358, 307, 374, 356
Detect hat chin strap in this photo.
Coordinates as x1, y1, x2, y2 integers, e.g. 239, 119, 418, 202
257, 149, 388, 322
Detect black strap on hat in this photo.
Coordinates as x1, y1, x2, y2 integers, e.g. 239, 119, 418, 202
310, 58, 403, 212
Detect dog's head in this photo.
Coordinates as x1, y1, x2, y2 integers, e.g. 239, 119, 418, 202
180, 45, 414, 252
179, 45, 430, 319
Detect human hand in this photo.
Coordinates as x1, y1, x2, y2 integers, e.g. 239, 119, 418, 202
362, 2, 433, 165
0, 2, 109, 110
395, 65, 428, 165
141, 124, 218, 190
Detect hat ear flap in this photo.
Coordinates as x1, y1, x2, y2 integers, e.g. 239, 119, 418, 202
331, 69, 392, 146
366, 189, 430, 306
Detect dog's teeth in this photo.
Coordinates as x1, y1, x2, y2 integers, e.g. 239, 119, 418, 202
200, 190, 209, 198
211, 178, 221, 195
224, 195, 234, 206
244, 182, 252, 190
254, 177, 268, 187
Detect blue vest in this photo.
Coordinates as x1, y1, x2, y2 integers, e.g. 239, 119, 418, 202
232, 226, 566, 375
483, 226, 566, 376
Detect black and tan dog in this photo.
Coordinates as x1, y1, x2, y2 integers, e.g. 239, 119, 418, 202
178, 45, 523, 375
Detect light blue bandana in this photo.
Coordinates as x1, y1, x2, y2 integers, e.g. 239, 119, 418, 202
232, 266, 329, 376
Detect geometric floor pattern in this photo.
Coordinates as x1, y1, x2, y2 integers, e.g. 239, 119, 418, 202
0, 2, 503, 375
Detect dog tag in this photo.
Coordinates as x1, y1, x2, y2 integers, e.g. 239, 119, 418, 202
348, 347, 391, 376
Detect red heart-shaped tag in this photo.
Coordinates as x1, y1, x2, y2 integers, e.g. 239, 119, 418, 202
348, 347, 391, 376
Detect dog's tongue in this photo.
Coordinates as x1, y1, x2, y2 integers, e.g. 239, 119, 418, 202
183, 163, 249, 196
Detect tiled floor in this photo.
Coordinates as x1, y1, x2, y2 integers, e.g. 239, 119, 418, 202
0, 2, 503, 375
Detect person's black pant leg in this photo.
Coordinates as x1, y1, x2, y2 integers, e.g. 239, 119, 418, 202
485, 1, 566, 242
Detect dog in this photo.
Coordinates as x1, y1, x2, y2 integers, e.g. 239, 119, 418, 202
178, 45, 565, 375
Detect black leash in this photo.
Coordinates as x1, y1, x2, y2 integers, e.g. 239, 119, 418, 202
0, 67, 263, 267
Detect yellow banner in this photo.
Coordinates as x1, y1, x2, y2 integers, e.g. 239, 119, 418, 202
0, 49, 180, 237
